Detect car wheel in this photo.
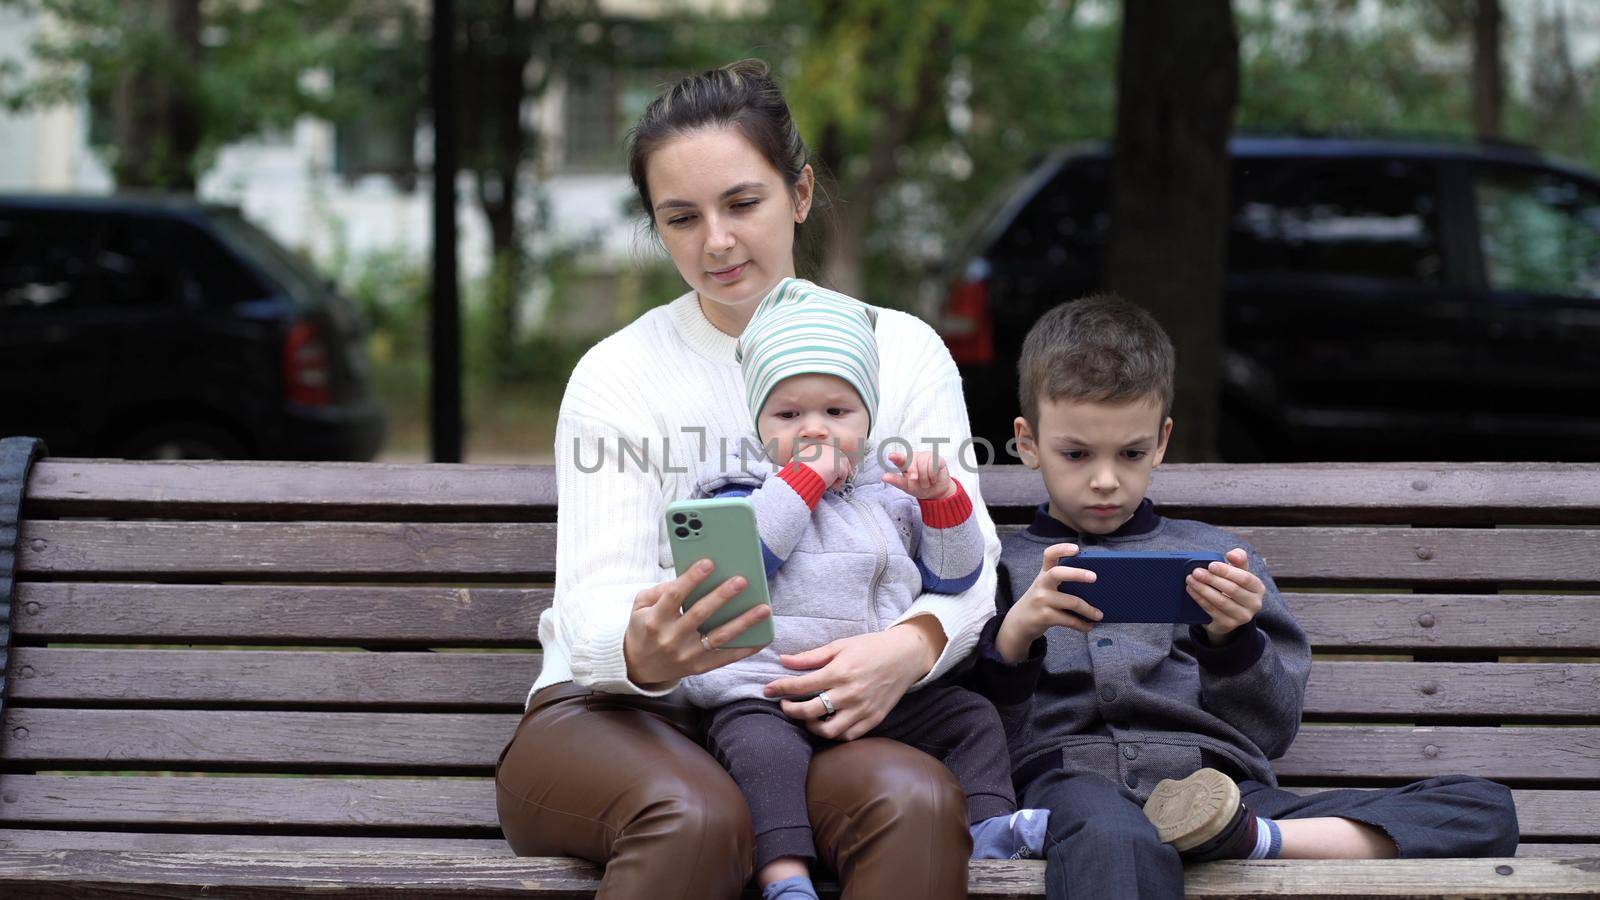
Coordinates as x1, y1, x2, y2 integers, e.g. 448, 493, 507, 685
120, 424, 248, 460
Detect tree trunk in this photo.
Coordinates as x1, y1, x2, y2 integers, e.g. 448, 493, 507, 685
113, 0, 202, 191
467, 0, 533, 380
1472, 0, 1504, 138
817, 26, 948, 300
1105, 0, 1237, 463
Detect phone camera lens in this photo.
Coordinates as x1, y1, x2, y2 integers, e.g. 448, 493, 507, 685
671, 513, 687, 525
674, 526, 690, 538
689, 521, 703, 532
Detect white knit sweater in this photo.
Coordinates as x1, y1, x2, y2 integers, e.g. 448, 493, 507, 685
530, 289, 1001, 704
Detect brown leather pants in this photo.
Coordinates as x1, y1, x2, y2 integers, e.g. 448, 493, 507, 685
496, 682, 972, 900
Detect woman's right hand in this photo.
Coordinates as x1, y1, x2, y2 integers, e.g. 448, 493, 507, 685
624, 559, 773, 687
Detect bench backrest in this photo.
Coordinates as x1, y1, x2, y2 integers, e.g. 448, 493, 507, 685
2, 460, 1597, 857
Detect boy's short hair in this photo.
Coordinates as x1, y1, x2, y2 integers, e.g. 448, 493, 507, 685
1017, 293, 1175, 431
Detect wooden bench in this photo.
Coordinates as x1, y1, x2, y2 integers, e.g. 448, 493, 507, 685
0, 436, 1597, 896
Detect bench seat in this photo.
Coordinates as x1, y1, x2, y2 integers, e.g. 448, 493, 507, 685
1, 449, 1597, 897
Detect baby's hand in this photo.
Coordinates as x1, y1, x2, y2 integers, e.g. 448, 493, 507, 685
994, 543, 1102, 662
1187, 548, 1266, 643
881, 450, 955, 500
794, 440, 855, 489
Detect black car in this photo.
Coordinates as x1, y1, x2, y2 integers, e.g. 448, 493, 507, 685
940, 136, 1600, 461
0, 193, 385, 460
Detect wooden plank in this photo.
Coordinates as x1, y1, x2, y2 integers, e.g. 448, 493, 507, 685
0, 711, 519, 771
1285, 593, 1600, 653
27, 459, 1600, 529
0, 830, 514, 855
14, 584, 1597, 653
16, 520, 557, 580
0, 851, 1596, 899
24, 459, 557, 522
5, 649, 542, 709
11, 584, 547, 646
1274, 727, 1600, 782
2, 774, 1591, 840
1303, 662, 1600, 719
1518, 844, 1600, 858
0, 775, 499, 830
28, 460, 1600, 527
4, 711, 1596, 782
22, 521, 1600, 585
980, 462, 1600, 525
12, 650, 1596, 720
993, 525, 1600, 586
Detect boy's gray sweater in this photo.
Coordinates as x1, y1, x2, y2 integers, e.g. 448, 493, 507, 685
966, 500, 1311, 796
681, 447, 986, 708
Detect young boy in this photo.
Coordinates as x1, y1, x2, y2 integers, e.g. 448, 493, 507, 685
682, 278, 1050, 900
968, 294, 1519, 898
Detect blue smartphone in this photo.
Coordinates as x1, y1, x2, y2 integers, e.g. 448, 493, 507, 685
1053, 549, 1227, 624
665, 497, 774, 648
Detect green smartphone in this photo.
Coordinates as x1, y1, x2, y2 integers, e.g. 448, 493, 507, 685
665, 496, 774, 648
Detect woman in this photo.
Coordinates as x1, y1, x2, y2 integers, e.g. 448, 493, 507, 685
494, 60, 1000, 900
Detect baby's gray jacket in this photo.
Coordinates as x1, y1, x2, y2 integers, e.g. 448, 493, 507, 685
965, 500, 1312, 795
680, 447, 985, 708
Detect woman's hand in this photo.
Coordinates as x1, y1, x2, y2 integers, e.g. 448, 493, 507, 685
761, 620, 941, 741
624, 559, 773, 688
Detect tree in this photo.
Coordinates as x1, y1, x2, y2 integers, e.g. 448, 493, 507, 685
731, 0, 1044, 298
1105, 0, 1238, 462
0, 0, 364, 190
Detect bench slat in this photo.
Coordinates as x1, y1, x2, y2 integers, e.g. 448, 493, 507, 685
1302, 662, 1600, 719
15, 583, 1599, 653
981, 463, 1600, 525
4, 712, 1596, 782
0, 829, 1589, 860
1275, 727, 1600, 782
12, 584, 546, 646
1285, 593, 1600, 653
23, 460, 557, 522
1, 711, 515, 772
28, 460, 1600, 527
0, 830, 515, 854
20, 520, 1600, 585
18, 520, 558, 580
0, 776, 1591, 838
0, 849, 1595, 898
0, 775, 497, 830
7, 649, 542, 710
9, 650, 1597, 719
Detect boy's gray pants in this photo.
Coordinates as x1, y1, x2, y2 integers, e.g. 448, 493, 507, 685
705, 684, 1017, 871
1022, 768, 1521, 900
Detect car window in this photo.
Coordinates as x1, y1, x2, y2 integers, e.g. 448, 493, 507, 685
96, 216, 181, 309
990, 159, 1110, 264
168, 219, 273, 306
1474, 166, 1600, 299
0, 210, 98, 311
207, 209, 326, 306
1230, 157, 1445, 284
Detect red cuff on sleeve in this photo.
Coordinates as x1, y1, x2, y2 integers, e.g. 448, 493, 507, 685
918, 480, 973, 528
776, 461, 826, 509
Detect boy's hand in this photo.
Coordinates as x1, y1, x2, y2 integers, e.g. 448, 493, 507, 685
795, 440, 855, 490
1187, 548, 1266, 643
880, 450, 956, 501
994, 543, 1102, 662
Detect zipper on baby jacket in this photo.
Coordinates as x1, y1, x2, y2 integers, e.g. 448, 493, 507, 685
837, 476, 888, 632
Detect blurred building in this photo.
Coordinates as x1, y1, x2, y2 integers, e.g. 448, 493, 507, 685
0, 1, 749, 338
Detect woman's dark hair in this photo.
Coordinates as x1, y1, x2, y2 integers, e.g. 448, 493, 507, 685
627, 59, 826, 271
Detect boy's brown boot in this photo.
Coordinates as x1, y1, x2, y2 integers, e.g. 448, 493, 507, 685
1142, 768, 1262, 860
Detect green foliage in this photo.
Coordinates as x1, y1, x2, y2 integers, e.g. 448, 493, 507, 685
0, 0, 369, 186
